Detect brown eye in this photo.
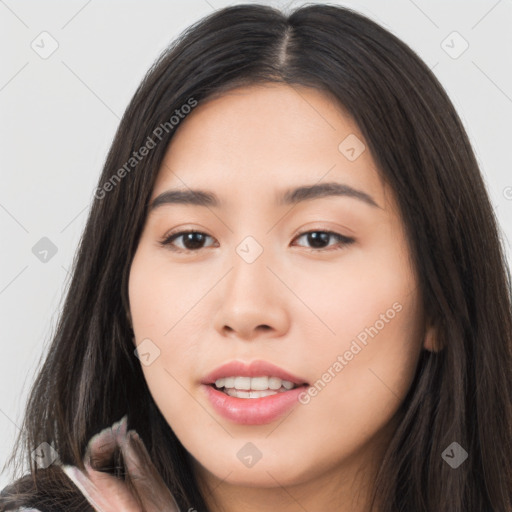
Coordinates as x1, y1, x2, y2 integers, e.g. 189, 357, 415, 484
292, 230, 355, 251
159, 229, 355, 253
160, 231, 215, 252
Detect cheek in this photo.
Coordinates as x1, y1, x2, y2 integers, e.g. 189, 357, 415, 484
283, 292, 422, 484
128, 248, 201, 409
128, 246, 205, 344
293, 244, 423, 440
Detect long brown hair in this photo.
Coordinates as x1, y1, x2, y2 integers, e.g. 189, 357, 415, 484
2, 4, 511, 511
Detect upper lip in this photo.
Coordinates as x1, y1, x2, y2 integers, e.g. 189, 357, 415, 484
201, 360, 309, 386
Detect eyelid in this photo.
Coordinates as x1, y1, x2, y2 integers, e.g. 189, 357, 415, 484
290, 222, 354, 238
158, 225, 355, 253
291, 229, 355, 251
159, 228, 216, 250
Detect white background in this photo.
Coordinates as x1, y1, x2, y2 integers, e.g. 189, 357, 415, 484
1, 0, 511, 488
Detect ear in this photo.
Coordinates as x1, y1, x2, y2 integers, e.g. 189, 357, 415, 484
423, 320, 442, 352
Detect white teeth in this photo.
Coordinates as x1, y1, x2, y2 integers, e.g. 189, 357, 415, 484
268, 377, 282, 390
225, 388, 278, 399
250, 376, 269, 390
224, 377, 235, 388
214, 376, 297, 392
234, 376, 251, 390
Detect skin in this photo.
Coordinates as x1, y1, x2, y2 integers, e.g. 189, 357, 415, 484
128, 83, 437, 512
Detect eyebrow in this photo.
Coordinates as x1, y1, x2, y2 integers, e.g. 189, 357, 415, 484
149, 181, 380, 211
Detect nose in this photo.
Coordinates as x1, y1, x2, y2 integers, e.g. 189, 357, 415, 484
212, 248, 290, 341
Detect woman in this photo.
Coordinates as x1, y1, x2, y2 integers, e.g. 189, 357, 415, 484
1, 3, 511, 511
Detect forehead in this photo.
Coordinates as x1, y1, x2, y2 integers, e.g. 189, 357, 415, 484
151, 83, 388, 211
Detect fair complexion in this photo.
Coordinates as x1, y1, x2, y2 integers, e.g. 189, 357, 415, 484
128, 83, 436, 512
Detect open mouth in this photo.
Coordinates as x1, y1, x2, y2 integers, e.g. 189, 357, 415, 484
203, 370, 310, 424
211, 376, 307, 399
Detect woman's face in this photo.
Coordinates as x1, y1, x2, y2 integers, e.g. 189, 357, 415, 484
128, 83, 434, 501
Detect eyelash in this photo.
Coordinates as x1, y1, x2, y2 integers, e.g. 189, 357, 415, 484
158, 229, 355, 253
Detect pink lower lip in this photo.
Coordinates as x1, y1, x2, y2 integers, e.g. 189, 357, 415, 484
202, 384, 307, 425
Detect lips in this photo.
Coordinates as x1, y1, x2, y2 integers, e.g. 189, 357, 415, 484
202, 384, 309, 425
201, 360, 309, 386
200, 360, 309, 425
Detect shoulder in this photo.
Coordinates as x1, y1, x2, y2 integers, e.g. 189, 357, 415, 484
0, 465, 94, 512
